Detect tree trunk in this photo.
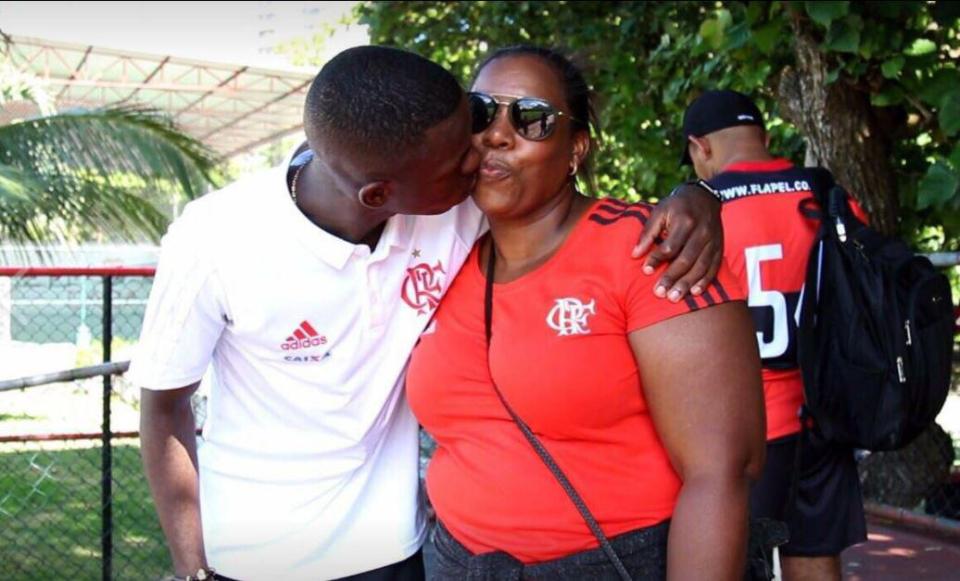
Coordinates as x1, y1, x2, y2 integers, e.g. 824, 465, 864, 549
777, 28, 899, 235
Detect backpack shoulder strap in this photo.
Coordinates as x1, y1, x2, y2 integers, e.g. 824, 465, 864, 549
805, 167, 835, 207
803, 166, 857, 229
797, 167, 834, 432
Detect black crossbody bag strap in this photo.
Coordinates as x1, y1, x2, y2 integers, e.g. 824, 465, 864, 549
483, 241, 633, 581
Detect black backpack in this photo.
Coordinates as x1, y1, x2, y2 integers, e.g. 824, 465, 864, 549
797, 171, 954, 451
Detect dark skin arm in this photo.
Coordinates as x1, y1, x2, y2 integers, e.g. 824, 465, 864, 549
140, 384, 208, 576
629, 301, 765, 581
634, 185, 723, 302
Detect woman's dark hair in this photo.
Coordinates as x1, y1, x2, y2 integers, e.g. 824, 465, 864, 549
473, 45, 599, 193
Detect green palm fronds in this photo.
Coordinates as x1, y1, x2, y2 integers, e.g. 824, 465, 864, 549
0, 105, 219, 243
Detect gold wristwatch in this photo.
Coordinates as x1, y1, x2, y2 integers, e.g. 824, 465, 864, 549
172, 567, 216, 581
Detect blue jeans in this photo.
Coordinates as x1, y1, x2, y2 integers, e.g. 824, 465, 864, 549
431, 521, 668, 580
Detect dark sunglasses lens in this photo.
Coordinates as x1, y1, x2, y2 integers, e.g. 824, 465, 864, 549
512, 98, 558, 140
469, 93, 496, 134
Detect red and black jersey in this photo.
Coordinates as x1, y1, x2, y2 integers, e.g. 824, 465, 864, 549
710, 158, 827, 439
407, 198, 743, 563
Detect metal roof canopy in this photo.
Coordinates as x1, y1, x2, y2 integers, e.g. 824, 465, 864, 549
3, 35, 315, 159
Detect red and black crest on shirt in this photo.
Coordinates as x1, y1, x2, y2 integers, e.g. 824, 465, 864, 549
402, 260, 446, 315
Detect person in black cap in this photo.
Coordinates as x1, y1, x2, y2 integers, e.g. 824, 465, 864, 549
678, 89, 867, 581
679, 89, 766, 169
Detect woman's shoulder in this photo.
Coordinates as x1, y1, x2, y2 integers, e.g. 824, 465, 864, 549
553, 198, 656, 280
580, 197, 656, 242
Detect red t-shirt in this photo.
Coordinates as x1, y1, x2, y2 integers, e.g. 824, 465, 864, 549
712, 158, 867, 440
406, 198, 745, 563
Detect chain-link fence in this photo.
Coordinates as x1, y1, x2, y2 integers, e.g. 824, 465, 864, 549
0, 269, 167, 580
0, 266, 959, 579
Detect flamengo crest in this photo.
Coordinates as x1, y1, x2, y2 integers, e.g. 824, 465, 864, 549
401, 260, 446, 315
546, 297, 596, 336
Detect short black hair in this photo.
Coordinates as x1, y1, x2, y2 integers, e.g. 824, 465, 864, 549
305, 46, 464, 156
474, 45, 599, 192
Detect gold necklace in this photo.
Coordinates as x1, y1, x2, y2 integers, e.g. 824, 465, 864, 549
290, 162, 307, 204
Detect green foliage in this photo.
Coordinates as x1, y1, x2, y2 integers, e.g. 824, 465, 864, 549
0, 106, 218, 244
0, 61, 54, 115
360, 1, 803, 202
0, 55, 219, 245
274, 23, 338, 67
796, 0, 959, 250
919, 162, 960, 210
359, 0, 960, 252
804, 1, 849, 27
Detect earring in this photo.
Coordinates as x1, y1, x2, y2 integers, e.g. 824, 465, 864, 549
569, 160, 579, 177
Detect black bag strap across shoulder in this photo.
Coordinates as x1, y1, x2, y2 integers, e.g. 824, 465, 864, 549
482, 239, 633, 581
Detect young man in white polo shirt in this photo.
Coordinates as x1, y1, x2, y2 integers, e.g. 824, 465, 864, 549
132, 46, 725, 581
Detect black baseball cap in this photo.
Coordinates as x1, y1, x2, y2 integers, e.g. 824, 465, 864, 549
680, 90, 764, 165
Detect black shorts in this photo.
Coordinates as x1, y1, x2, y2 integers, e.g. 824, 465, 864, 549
750, 431, 867, 557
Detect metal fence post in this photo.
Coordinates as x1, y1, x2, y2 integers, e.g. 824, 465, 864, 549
101, 275, 113, 581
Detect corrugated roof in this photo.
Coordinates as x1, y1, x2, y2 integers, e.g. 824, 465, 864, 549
2, 35, 314, 158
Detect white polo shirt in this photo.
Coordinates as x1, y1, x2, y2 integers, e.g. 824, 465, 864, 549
129, 153, 485, 579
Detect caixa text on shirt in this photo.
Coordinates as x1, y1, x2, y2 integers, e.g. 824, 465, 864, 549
717, 179, 811, 201
284, 352, 332, 363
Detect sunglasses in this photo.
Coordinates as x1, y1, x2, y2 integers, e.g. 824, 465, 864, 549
468, 92, 579, 141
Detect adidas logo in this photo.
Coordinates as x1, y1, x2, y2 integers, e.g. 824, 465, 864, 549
281, 321, 328, 351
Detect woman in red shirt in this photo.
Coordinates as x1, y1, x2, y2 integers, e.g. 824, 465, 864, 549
406, 46, 766, 580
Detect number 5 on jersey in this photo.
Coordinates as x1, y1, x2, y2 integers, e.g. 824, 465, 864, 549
745, 244, 803, 366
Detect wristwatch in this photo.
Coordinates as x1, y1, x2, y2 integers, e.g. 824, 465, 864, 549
670, 179, 723, 202
172, 567, 216, 581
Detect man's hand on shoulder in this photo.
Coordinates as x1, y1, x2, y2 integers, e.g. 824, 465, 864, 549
632, 183, 723, 302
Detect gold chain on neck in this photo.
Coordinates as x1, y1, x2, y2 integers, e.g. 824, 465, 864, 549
290, 162, 307, 204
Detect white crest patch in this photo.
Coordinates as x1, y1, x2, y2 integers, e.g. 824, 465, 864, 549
546, 297, 596, 336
